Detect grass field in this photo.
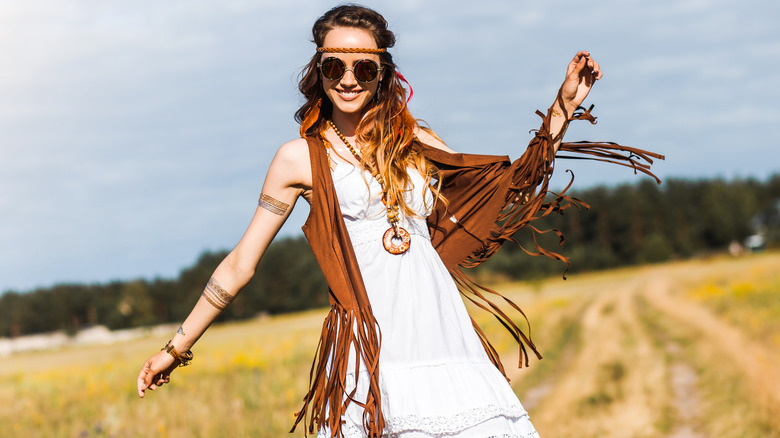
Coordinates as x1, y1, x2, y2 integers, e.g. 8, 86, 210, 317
3, 252, 779, 437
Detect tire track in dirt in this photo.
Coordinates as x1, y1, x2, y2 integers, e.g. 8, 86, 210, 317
665, 356, 703, 438
529, 273, 670, 438
643, 274, 780, 427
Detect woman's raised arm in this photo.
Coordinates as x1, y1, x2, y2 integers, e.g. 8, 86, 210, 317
136, 138, 312, 397
547, 50, 603, 153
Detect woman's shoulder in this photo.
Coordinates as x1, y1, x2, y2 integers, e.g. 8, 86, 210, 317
271, 137, 313, 169
266, 137, 313, 189
277, 137, 311, 157
413, 126, 456, 153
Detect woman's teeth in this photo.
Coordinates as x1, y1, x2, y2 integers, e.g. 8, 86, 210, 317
339, 91, 361, 99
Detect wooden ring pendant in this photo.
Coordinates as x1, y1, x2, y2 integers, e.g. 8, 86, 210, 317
382, 227, 411, 254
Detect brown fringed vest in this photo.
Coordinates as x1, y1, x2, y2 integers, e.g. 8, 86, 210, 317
292, 107, 663, 438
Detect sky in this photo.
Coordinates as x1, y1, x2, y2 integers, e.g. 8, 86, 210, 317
1, 0, 778, 293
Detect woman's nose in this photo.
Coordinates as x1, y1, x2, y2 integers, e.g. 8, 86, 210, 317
340, 68, 358, 86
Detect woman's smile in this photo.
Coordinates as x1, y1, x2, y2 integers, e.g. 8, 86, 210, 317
335, 89, 363, 100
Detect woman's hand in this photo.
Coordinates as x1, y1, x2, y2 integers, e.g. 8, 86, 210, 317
560, 51, 602, 114
137, 350, 178, 397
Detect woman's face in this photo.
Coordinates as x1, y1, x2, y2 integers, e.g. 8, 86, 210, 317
320, 27, 382, 119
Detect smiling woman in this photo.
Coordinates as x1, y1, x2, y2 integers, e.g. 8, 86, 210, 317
135, 4, 662, 438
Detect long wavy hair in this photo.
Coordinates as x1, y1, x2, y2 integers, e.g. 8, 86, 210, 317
296, 4, 444, 217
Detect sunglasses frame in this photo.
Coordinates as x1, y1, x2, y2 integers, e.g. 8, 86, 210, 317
318, 57, 381, 83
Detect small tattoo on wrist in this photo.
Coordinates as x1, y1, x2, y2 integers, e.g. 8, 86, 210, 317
177, 326, 186, 336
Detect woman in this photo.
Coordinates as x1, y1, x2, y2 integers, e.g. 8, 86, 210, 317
137, 5, 661, 438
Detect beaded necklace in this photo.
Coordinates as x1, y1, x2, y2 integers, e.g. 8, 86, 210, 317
327, 120, 411, 255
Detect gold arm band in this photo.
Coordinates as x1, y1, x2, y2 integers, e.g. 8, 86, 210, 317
258, 193, 290, 216
202, 277, 235, 310
317, 47, 387, 54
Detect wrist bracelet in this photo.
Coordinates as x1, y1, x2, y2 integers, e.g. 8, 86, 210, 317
162, 340, 194, 367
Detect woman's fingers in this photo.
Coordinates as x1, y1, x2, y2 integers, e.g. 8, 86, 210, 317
137, 355, 175, 398
137, 360, 170, 397
588, 57, 602, 79
137, 362, 153, 397
572, 52, 601, 80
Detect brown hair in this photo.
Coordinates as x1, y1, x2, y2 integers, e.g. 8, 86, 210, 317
296, 4, 444, 217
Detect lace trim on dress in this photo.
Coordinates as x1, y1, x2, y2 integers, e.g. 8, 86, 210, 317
385, 403, 529, 435
482, 434, 539, 438
318, 428, 539, 438
317, 404, 534, 438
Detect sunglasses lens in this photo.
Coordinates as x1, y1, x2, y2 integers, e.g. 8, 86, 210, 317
354, 60, 379, 82
320, 57, 345, 80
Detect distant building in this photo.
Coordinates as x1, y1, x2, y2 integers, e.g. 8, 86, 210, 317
747, 197, 780, 251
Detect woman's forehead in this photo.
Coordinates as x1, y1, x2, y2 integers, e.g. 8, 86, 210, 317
322, 27, 378, 50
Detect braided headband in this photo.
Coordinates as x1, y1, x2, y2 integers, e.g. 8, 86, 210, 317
317, 47, 387, 54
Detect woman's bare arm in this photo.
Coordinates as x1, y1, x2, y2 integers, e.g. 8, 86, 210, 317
547, 51, 603, 153
137, 138, 312, 397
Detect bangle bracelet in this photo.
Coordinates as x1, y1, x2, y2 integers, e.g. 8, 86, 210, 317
162, 340, 194, 367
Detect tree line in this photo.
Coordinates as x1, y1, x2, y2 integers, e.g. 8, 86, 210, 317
2, 175, 778, 338
479, 175, 780, 280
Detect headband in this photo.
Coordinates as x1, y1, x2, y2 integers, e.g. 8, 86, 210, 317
317, 47, 387, 54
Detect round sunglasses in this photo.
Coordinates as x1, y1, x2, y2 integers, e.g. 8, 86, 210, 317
318, 57, 380, 83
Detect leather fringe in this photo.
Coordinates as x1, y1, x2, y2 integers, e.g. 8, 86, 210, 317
454, 101, 663, 376
463, 103, 664, 275
291, 303, 385, 438
453, 267, 541, 371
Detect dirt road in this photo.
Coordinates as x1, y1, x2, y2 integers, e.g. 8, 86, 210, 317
503, 253, 780, 438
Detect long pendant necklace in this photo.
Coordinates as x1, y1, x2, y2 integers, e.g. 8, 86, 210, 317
328, 121, 411, 255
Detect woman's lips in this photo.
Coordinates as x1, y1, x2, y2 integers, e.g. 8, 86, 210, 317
337, 90, 362, 101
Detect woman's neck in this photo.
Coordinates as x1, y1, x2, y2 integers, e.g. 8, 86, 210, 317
331, 111, 363, 137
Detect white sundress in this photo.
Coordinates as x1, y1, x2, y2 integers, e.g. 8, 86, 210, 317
317, 160, 540, 438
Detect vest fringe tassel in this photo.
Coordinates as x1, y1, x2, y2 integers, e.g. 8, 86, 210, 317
292, 304, 385, 438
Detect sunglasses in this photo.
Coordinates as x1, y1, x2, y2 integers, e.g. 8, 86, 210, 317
318, 57, 380, 83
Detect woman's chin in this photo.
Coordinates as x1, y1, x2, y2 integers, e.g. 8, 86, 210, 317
327, 91, 374, 118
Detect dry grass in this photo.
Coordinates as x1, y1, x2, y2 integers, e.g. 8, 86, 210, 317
3, 252, 779, 437
1, 310, 325, 438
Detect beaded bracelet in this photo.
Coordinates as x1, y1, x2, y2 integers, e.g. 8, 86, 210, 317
162, 340, 194, 367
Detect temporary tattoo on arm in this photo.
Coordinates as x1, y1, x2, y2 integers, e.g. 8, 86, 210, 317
177, 326, 186, 336
201, 277, 235, 310
258, 193, 290, 216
